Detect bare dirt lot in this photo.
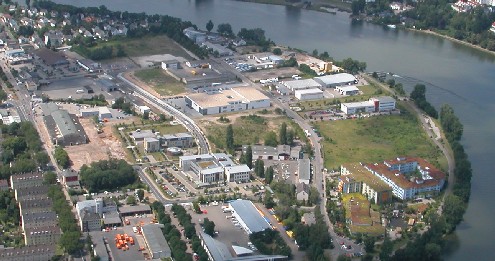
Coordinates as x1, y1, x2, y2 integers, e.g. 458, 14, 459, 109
65, 118, 128, 170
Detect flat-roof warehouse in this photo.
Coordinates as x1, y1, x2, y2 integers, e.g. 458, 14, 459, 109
229, 200, 271, 234
141, 224, 172, 259
185, 87, 270, 115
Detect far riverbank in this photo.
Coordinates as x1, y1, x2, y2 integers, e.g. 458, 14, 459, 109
233, 0, 351, 13
407, 28, 495, 57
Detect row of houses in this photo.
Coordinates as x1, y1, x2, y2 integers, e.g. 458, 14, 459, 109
8, 172, 60, 258
339, 157, 446, 202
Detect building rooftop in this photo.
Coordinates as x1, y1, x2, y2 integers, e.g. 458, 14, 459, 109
225, 164, 251, 173
129, 129, 155, 140
10, 172, 43, 183
294, 88, 324, 95
341, 163, 391, 192
33, 48, 67, 66
162, 132, 193, 140
25, 225, 61, 236
0, 245, 55, 259
341, 101, 374, 108
298, 159, 311, 182
118, 204, 152, 214
102, 211, 121, 225
16, 185, 49, 197
371, 96, 395, 103
229, 200, 271, 233
186, 87, 268, 108
141, 224, 172, 258
336, 85, 360, 92
314, 73, 356, 85
283, 79, 321, 90
199, 232, 233, 261
19, 198, 53, 210
144, 137, 159, 143
296, 182, 309, 194
22, 211, 58, 224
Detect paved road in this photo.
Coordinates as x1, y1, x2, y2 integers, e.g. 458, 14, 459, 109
117, 73, 210, 154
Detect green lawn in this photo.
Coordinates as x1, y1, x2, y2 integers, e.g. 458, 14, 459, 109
134, 68, 186, 96
315, 109, 440, 170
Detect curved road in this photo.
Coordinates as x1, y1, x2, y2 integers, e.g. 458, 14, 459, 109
117, 73, 210, 154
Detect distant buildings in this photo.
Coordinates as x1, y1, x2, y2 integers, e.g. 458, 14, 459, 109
129, 130, 194, 152
185, 87, 270, 115
340, 96, 396, 115
179, 153, 251, 184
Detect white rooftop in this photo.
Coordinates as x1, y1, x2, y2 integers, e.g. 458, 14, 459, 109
315, 73, 356, 85
283, 79, 322, 90
294, 88, 324, 95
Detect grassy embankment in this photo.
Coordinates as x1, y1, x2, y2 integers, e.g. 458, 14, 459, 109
314, 102, 444, 170
134, 68, 186, 96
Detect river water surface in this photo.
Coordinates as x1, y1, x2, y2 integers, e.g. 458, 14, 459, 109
44, 0, 495, 259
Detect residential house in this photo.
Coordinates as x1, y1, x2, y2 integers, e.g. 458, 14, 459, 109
0, 245, 55, 261
296, 183, 310, 201
44, 30, 64, 47
21, 211, 58, 230
10, 172, 44, 190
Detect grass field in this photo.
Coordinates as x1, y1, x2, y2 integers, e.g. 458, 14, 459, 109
315, 108, 441, 170
134, 68, 186, 96
203, 114, 299, 151
87, 35, 193, 59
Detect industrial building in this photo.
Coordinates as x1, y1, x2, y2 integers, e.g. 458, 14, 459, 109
294, 88, 324, 100
179, 153, 252, 184
165, 59, 237, 89
142, 224, 172, 259
339, 163, 392, 204
283, 79, 322, 91
298, 159, 311, 184
77, 59, 102, 73
40, 103, 87, 146
79, 106, 113, 120
340, 96, 396, 115
314, 73, 357, 88
336, 85, 360, 96
161, 59, 181, 70
186, 87, 270, 115
118, 205, 152, 217
32, 48, 68, 67
96, 77, 118, 92
229, 200, 272, 234
199, 232, 288, 261
202, 42, 234, 56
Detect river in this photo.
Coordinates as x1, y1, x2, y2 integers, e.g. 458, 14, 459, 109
41, 0, 495, 259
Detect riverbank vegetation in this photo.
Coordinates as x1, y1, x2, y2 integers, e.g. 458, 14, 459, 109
389, 103, 472, 260
353, 0, 495, 52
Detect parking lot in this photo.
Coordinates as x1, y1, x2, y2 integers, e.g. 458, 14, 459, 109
90, 223, 148, 261
264, 160, 299, 184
